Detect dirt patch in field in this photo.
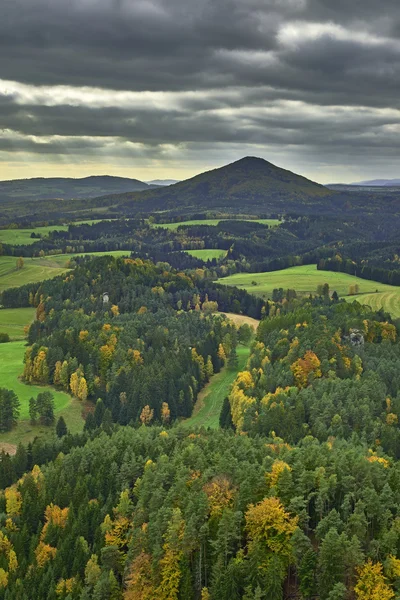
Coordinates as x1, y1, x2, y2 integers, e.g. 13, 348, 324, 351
220, 312, 260, 330
0, 443, 17, 456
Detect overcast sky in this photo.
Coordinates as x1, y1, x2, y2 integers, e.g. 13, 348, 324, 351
1, 0, 400, 183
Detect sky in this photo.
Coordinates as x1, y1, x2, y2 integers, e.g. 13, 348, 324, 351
1, 0, 400, 183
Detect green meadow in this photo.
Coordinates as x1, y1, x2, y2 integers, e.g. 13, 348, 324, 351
0, 219, 108, 246
218, 264, 398, 298
346, 291, 400, 319
0, 250, 130, 293
153, 218, 280, 230
0, 308, 36, 340
185, 249, 227, 260
0, 339, 84, 449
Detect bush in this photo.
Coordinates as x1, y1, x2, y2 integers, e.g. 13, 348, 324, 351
0, 333, 10, 343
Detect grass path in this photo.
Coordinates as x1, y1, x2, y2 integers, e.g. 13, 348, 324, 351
184, 346, 250, 429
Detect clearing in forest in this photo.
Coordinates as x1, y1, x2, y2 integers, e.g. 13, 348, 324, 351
218, 264, 399, 300
184, 345, 251, 429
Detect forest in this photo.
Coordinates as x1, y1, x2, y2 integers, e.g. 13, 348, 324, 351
1, 251, 400, 598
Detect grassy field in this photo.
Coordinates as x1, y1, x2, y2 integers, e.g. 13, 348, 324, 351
218, 264, 399, 299
185, 249, 227, 260
153, 218, 280, 230
347, 291, 400, 319
0, 250, 130, 293
0, 308, 36, 340
0, 256, 68, 293
0, 340, 84, 449
0, 219, 109, 246
184, 346, 250, 429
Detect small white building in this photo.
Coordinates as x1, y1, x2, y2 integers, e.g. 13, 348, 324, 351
102, 292, 109, 304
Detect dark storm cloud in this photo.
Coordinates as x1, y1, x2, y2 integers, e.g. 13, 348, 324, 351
1, 0, 400, 180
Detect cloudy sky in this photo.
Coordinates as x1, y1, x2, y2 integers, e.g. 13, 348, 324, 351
1, 0, 400, 183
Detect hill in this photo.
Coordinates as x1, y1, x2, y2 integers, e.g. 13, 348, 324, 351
0, 175, 152, 204
99, 156, 333, 216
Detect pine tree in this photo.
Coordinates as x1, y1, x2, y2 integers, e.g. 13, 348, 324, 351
55, 416, 68, 438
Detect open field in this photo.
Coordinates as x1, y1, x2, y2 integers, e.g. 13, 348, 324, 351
0, 340, 84, 449
0, 308, 36, 339
218, 264, 399, 299
0, 250, 130, 293
346, 291, 400, 319
0, 256, 68, 292
0, 220, 110, 246
184, 345, 250, 429
220, 312, 260, 330
153, 218, 280, 230
185, 249, 227, 260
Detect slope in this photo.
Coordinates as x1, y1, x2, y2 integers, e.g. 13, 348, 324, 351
98, 156, 333, 216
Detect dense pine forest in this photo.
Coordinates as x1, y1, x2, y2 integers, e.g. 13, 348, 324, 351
1, 250, 400, 599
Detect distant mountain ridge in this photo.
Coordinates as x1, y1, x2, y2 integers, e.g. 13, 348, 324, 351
0, 175, 152, 204
103, 156, 332, 215
146, 179, 181, 186
351, 178, 400, 186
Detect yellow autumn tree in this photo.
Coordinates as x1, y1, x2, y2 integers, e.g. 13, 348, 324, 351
111, 304, 120, 316
218, 343, 226, 362
0, 569, 8, 589
78, 377, 88, 401
161, 402, 171, 425
35, 542, 57, 567
291, 351, 321, 388
156, 508, 185, 600
354, 560, 394, 600
124, 552, 156, 600
140, 405, 154, 425
267, 460, 292, 488
5, 488, 22, 517
69, 372, 80, 397
245, 497, 298, 569
203, 476, 235, 518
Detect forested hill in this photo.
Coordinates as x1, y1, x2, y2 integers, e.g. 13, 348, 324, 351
91, 156, 334, 216
0, 175, 152, 205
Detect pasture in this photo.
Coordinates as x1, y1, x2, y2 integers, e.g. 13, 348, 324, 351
153, 218, 280, 230
185, 249, 227, 260
218, 264, 399, 299
0, 308, 35, 340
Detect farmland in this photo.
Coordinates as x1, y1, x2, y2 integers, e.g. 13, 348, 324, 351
153, 218, 280, 230
218, 264, 399, 299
